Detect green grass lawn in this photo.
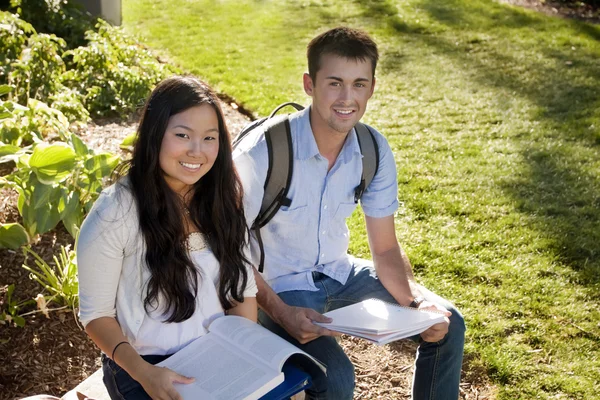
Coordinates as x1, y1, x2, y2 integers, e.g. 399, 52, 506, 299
122, 0, 600, 398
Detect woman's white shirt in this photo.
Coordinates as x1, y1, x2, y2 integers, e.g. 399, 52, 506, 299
77, 182, 257, 354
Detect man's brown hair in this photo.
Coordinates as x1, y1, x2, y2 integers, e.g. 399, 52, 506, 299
307, 26, 379, 80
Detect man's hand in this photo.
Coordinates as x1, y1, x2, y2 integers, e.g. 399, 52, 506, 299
276, 305, 339, 344
418, 301, 451, 343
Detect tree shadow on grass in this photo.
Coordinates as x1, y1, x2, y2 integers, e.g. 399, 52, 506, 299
355, 0, 600, 285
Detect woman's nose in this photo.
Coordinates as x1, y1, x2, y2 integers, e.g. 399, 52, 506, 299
187, 139, 205, 157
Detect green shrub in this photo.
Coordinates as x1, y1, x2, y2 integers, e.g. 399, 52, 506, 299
7, 0, 94, 49
63, 20, 172, 117
9, 33, 66, 104
0, 11, 35, 84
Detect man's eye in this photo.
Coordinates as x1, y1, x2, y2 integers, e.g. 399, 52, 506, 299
330, 82, 341, 87
355, 83, 366, 88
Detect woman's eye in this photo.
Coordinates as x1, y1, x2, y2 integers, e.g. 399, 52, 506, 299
175, 133, 189, 139
205, 136, 216, 141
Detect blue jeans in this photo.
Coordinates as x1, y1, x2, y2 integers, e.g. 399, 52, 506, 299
102, 353, 171, 400
258, 259, 466, 400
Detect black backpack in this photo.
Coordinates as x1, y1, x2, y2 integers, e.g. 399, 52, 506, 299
233, 102, 380, 272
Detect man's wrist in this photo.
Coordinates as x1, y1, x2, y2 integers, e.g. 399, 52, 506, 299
409, 296, 425, 308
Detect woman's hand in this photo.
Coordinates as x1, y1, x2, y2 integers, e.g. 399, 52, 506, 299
136, 363, 195, 400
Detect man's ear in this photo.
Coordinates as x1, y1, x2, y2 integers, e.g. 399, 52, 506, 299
303, 73, 314, 96
369, 76, 376, 99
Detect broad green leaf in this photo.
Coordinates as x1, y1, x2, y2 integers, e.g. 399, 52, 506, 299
0, 223, 30, 249
0, 111, 11, 120
71, 134, 89, 157
0, 85, 13, 96
29, 142, 76, 184
60, 190, 83, 238
33, 203, 61, 235
84, 153, 120, 179
0, 144, 20, 157
120, 132, 137, 150
32, 181, 60, 210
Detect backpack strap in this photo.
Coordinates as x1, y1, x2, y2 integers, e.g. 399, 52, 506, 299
353, 123, 380, 203
254, 115, 294, 229
251, 102, 303, 272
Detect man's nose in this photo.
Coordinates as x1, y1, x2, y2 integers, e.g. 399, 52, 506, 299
338, 85, 351, 102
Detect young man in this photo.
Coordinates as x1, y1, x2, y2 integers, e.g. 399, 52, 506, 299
233, 27, 465, 400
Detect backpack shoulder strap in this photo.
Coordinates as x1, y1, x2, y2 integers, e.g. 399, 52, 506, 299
353, 123, 380, 203
254, 115, 294, 228
251, 102, 304, 272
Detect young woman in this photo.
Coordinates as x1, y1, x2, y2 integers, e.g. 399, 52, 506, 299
77, 76, 257, 400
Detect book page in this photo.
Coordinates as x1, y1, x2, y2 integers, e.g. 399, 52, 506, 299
157, 333, 283, 400
210, 315, 326, 372
315, 299, 446, 334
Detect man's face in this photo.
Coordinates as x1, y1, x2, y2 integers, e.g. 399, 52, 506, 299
304, 53, 375, 137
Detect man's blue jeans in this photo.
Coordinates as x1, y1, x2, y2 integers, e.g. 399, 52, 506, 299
258, 259, 465, 400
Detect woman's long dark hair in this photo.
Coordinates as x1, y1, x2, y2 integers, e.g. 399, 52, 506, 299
123, 76, 249, 323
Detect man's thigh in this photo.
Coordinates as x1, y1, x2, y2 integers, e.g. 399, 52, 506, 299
328, 258, 461, 315
325, 258, 397, 311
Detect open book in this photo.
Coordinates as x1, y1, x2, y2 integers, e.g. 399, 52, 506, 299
315, 298, 447, 345
157, 315, 326, 400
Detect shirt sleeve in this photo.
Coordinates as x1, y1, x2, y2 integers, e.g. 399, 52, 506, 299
360, 127, 399, 218
77, 186, 136, 328
233, 133, 269, 228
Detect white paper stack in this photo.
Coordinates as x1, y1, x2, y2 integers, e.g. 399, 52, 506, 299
315, 298, 447, 345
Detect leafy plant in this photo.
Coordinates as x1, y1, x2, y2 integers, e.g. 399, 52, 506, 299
9, 33, 67, 104
0, 222, 29, 249
63, 19, 172, 117
0, 284, 28, 327
0, 11, 36, 84
7, 0, 94, 49
6, 137, 119, 238
22, 243, 78, 309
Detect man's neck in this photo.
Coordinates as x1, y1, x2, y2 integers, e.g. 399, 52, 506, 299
309, 110, 350, 171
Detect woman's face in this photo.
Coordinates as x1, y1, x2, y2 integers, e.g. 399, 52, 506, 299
159, 104, 220, 196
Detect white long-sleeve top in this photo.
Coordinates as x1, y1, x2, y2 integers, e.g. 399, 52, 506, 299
77, 181, 257, 355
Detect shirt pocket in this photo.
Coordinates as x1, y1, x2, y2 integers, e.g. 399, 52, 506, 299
267, 203, 308, 241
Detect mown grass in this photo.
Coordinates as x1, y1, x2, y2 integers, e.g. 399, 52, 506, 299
122, 0, 600, 398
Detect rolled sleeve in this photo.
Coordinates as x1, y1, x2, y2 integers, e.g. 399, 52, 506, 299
77, 187, 134, 328
360, 128, 399, 218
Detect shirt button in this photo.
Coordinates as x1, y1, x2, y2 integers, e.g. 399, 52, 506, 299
321, 253, 325, 257
323, 205, 327, 209
322, 231, 326, 235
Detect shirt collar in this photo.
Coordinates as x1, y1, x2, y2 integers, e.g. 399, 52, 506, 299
294, 106, 362, 164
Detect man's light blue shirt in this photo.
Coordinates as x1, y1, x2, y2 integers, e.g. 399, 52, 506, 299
233, 107, 399, 293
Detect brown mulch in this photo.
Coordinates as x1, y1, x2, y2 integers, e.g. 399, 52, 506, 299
7, 0, 597, 396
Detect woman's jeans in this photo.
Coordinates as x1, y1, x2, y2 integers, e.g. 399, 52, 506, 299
258, 259, 466, 400
102, 353, 171, 400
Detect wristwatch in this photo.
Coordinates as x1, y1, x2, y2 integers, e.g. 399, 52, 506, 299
409, 296, 425, 309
